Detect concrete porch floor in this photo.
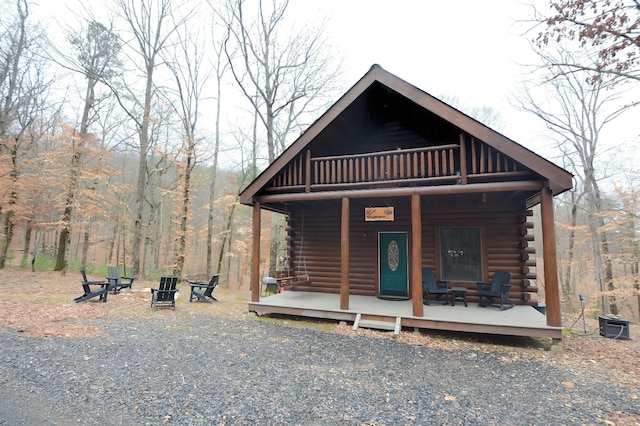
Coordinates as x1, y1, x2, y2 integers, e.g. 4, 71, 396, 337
249, 291, 563, 339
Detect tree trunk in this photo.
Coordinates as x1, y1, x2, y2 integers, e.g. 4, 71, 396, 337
21, 217, 32, 267
562, 194, 578, 307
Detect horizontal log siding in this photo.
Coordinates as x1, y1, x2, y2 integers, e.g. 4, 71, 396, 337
287, 201, 536, 304
423, 208, 536, 305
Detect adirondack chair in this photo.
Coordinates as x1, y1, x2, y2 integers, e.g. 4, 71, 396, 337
477, 271, 514, 310
421, 269, 449, 305
187, 275, 219, 303
74, 270, 109, 303
106, 266, 135, 294
150, 276, 178, 310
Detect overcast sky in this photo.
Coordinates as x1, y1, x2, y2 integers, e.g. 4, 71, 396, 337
33, 0, 637, 164
289, 1, 552, 147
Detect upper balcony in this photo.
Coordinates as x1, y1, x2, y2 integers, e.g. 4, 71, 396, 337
265, 137, 535, 194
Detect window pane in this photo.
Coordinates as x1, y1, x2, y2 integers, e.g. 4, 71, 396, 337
440, 227, 482, 281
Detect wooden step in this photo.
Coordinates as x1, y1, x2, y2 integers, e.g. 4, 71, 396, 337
353, 314, 402, 335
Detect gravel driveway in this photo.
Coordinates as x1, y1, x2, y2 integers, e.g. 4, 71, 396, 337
0, 312, 636, 425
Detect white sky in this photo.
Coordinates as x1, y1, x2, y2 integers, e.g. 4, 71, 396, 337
289, 0, 553, 148
32, 0, 638, 165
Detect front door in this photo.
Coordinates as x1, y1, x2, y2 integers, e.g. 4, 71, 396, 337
379, 232, 408, 297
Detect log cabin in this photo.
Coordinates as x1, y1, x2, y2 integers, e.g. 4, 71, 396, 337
240, 65, 573, 339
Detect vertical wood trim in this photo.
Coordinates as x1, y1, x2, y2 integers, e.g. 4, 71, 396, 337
305, 150, 311, 192
471, 138, 477, 174
541, 187, 561, 327
459, 133, 468, 184
251, 202, 261, 303
340, 197, 350, 310
411, 194, 424, 317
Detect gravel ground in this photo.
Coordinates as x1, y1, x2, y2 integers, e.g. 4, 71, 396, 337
0, 311, 637, 426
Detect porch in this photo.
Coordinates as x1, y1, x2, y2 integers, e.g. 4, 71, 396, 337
249, 291, 562, 339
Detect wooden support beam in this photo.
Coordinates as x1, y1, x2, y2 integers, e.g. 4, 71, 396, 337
459, 133, 468, 184
251, 202, 261, 303
540, 187, 561, 327
340, 197, 350, 310
255, 180, 545, 204
411, 194, 424, 317
305, 150, 311, 192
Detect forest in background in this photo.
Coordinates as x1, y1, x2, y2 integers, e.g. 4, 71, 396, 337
1, 0, 639, 321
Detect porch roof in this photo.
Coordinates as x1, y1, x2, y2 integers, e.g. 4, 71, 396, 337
240, 64, 573, 206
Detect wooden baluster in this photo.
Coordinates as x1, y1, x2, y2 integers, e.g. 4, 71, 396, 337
434, 150, 440, 176
449, 149, 454, 176
427, 151, 432, 177
313, 161, 318, 185
306, 151, 311, 191
392, 154, 398, 179
385, 155, 391, 180
471, 138, 477, 174
421, 151, 426, 177
480, 144, 485, 174
373, 156, 378, 180
487, 148, 493, 173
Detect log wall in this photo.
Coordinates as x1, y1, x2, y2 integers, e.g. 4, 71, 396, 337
286, 197, 537, 305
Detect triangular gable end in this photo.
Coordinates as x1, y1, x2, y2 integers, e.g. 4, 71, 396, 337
240, 65, 572, 205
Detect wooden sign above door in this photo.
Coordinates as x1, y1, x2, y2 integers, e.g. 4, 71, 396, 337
365, 207, 394, 221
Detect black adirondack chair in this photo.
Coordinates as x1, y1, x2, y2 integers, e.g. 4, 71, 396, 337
75, 270, 109, 303
150, 276, 179, 310
422, 269, 449, 305
187, 275, 219, 303
477, 271, 514, 310
107, 266, 135, 294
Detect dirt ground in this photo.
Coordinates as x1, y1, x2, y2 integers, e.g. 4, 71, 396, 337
1, 267, 639, 412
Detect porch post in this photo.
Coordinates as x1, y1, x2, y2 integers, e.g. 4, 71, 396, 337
340, 197, 350, 310
411, 194, 424, 316
251, 202, 261, 303
540, 187, 561, 327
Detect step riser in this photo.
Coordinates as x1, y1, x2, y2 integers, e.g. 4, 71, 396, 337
353, 314, 402, 335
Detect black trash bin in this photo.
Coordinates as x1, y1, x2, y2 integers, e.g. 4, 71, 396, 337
598, 315, 630, 340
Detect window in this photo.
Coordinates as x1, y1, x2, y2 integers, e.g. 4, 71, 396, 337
439, 227, 482, 281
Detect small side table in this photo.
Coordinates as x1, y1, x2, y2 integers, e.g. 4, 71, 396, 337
450, 287, 468, 307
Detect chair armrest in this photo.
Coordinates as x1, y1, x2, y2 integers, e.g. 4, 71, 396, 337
84, 279, 108, 285
122, 276, 135, 283
188, 282, 208, 289
436, 280, 449, 289
476, 281, 491, 291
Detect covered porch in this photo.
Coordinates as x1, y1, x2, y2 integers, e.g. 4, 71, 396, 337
249, 291, 562, 339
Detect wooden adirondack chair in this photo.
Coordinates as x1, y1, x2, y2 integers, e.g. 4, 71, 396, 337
150, 276, 178, 310
74, 270, 109, 303
421, 269, 449, 305
187, 275, 219, 302
107, 266, 135, 294
477, 271, 514, 310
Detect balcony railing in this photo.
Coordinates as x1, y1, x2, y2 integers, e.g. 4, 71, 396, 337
267, 138, 528, 192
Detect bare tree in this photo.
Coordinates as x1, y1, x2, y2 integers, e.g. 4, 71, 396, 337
220, 0, 342, 274
0, 0, 51, 268
163, 11, 211, 278
53, 20, 121, 272
112, 0, 192, 277
518, 47, 636, 315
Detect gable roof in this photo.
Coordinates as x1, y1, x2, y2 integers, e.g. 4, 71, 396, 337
240, 64, 572, 205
